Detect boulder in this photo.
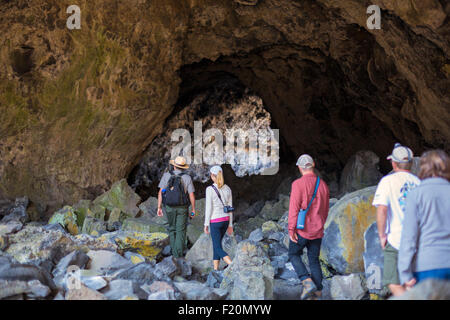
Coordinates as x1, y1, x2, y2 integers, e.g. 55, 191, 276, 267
48, 206, 79, 235
122, 216, 167, 234
259, 195, 290, 221
0, 221, 23, 235
116, 262, 157, 284
239, 200, 265, 221
248, 228, 264, 243
138, 197, 159, 216
52, 250, 90, 280
0, 234, 8, 250
87, 250, 132, 274
261, 220, 283, 238
80, 275, 108, 291
186, 198, 206, 244
207, 270, 224, 288
320, 186, 377, 274
1, 197, 29, 224
273, 279, 302, 300
220, 240, 274, 300
93, 179, 141, 219
339, 151, 382, 195
234, 216, 265, 239
0, 262, 56, 292
330, 273, 368, 300
174, 280, 225, 300
101, 279, 135, 300
114, 231, 169, 261
144, 281, 181, 300
391, 279, 450, 300
66, 284, 107, 300
185, 233, 237, 274
81, 216, 107, 236
5, 225, 116, 264
154, 256, 179, 279
124, 251, 146, 265
363, 222, 384, 294
0, 279, 51, 299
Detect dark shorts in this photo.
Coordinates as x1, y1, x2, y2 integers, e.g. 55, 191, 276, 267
383, 242, 400, 286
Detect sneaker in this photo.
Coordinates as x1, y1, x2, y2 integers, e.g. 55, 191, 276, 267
300, 279, 317, 300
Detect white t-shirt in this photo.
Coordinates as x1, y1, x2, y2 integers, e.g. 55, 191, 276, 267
372, 171, 421, 250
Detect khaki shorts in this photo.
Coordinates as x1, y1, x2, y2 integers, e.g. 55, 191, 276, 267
383, 242, 400, 286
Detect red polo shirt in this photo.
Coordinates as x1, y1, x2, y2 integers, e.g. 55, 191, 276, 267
288, 173, 330, 240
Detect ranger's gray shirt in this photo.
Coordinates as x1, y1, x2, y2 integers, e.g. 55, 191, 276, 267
158, 169, 195, 194
398, 177, 450, 284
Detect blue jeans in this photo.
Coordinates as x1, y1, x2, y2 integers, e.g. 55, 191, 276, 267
414, 268, 450, 283
288, 234, 323, 290
210, 221, 229, 260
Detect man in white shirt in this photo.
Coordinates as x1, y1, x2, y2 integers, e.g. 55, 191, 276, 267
372, 143, 420, 296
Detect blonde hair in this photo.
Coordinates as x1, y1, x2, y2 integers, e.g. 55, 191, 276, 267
212, 170, 225, 188
419, 150, 450, 182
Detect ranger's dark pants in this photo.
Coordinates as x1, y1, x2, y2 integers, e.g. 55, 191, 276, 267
288, 234, 323, 290
164, 205, 189, 258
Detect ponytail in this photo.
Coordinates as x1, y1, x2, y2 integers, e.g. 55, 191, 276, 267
216, 170, 224, 188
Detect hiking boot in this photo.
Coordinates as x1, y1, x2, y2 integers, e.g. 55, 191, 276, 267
300, 279, 317, 300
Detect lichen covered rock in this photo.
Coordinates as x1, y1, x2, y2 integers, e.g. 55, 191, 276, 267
320, 186, 377, 274
114, 231, 169, 261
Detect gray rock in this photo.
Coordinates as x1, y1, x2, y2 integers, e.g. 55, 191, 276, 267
174, 280, 221, 300
102, 279, 134, 300
321, 186, 377, 274
186, 233, 237, 274
220, 241, 274, 300
330, 274, 368, 300
143, 281, 181, 300
138, 197, 159, 216
240, 200, 265, 220
206, 270, 224, 288
87, 250, 132, 275
176, 258, 192, 278
390, 279, 450, 300
0, 221, 23, 235
363, 222, 384, 294
116, 262, 157, 284
162, 245, 172, 256
260, 195, 290, 221
81, 276, 107, 291
268, 231, 285, 242
52, 250, 90, 279
0, 279, 50, 299
248, 228, 264, 242
42, 223, 67, 233
1, 197, 28, 224
339, 150, 382, 195
273, 279, 302, 300
154, 256, 179, 279
0, 262, 56, 292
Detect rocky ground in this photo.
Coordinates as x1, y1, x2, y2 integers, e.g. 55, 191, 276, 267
1, 149, 449, 301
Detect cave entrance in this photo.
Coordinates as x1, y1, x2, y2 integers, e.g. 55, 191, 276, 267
129, 42, 428, 210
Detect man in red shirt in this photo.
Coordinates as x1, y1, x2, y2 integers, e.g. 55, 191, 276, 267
288, 154, 330, 299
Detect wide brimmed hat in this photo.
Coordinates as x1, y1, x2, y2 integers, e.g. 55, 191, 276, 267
169, 156, 189, 169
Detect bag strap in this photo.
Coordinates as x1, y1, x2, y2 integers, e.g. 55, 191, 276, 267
305, 177, 320, 212
211, 185, 226, 207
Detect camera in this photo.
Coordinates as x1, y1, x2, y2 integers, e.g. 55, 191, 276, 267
223, 206, 235, 213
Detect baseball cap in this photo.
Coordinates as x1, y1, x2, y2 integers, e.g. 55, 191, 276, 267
387, 143, 413, 163
210, 165, 223, 175
296, 154, 314, 168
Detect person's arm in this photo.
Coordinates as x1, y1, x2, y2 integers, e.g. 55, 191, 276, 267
204, 187, 212, 233
157, 188, 163, 217
288, 181, 301, 242
398, 191, 420, 286
189, 192, 196, 216
373, 178, 389, 249
227, 187, 233, 234
376, 205, 388, 249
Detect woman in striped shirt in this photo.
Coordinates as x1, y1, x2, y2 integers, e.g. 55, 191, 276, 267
204, 165, 233, 271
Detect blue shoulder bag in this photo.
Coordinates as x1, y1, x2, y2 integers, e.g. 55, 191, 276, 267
296, 177, 320, 230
